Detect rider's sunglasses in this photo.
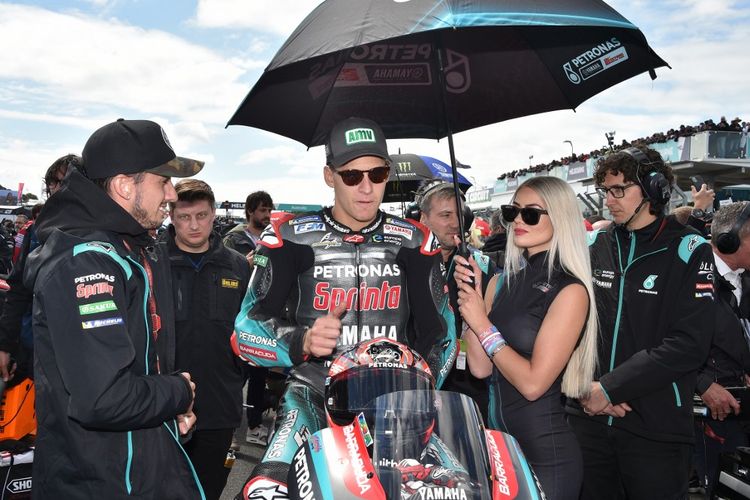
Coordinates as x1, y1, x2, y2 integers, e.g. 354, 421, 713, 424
334, 165, 391, 186
501, 205, 549, 226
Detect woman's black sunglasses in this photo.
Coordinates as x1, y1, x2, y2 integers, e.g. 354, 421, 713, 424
501, 205, 549, 225
335, 165, 391, 186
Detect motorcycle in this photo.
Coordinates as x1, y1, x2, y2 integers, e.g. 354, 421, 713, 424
285, 340, 545, 500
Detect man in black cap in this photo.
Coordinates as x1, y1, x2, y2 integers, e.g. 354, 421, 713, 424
25, 119, 205, 499
232, 117, 456, 499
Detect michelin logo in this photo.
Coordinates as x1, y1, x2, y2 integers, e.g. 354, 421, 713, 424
82, 317, 124, 330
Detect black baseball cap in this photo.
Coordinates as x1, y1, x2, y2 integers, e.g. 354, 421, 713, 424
325, 117, 390, 168
82, 119, 204, 179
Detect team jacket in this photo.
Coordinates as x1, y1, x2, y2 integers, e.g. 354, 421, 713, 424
25, 170, 202, 499
232, 208, 456, 389
567, 216, 715, 443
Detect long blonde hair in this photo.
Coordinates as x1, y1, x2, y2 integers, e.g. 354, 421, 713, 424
503, 176, 598, 398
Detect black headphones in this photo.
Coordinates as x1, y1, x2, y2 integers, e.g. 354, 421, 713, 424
619, 147, 671, 206
716, 203, 750, 254
405, 180, 473, 228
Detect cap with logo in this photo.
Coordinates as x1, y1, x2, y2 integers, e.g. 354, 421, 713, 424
82, 119, 204, 179
325, 117, 390, 168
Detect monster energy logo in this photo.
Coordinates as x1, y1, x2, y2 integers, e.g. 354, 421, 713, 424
345, 128, 375, 145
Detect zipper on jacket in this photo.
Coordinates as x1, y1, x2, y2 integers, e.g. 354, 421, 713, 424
606, 232, 668, 426
355, 244, 361, 327
126, 256, 151, 374
672, 382, 682, 407
125, 431, 133, 494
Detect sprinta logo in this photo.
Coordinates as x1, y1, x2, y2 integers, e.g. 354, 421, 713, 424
345, 128, 375, 145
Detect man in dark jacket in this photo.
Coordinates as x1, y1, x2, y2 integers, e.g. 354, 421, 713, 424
162, 179, 250, 500
25, 119, 205, 499
567, 145, 715, 499
481, 209, 506, 273
0, 155, 81, 384
694, 201, 750, 495
222, 190, 273, 260
222, 190, 275, 445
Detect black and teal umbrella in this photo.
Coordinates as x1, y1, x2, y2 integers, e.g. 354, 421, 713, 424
228, 0, 668, 250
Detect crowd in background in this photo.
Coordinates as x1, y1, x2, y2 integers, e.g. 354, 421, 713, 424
497, 115, 748, 180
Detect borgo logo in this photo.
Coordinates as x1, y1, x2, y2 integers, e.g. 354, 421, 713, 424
7, 477, 32, 494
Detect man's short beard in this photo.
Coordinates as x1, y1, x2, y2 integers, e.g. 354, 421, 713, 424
252, 218, 267, 230
132, 190, 162, 230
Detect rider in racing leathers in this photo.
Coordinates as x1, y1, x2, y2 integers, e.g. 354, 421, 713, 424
231, 118, 457, 499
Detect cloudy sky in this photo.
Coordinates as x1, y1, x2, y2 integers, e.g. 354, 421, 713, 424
1, 0, 748, 206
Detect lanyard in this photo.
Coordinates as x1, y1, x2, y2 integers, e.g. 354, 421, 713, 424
140, 250, 162, 342
140, 250, 162, 374
124, 241, 162, 373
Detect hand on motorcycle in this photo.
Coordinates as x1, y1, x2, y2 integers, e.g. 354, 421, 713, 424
452, 254, 488, 333
304, 301, 347, 357
701, 382, 740, 421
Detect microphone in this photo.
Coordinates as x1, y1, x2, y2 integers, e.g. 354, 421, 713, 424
617, 199, 648, 231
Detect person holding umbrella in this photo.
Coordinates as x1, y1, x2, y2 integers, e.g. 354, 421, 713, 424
231, 117, 456, 499
453, 176, 599, 499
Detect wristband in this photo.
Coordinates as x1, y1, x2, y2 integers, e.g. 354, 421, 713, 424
478, 325, 507, 359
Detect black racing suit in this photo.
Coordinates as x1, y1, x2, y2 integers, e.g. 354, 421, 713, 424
231, 208, 456, 498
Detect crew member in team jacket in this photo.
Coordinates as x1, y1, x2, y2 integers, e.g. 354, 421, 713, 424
231, 117, 456, 499
567, 145, 716, 499
26, 119, 206, 499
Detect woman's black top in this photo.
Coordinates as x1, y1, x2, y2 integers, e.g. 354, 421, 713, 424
486, 250, 584, 499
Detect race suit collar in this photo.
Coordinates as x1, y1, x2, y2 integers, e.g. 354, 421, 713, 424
321, 206, 383, 234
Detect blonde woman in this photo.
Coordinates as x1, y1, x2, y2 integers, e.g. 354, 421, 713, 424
453, 176, 598, 499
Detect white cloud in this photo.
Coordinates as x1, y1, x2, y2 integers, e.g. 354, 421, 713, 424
0, 4, 263, 127
0, 137, 78, 196
193, 0, 318, 35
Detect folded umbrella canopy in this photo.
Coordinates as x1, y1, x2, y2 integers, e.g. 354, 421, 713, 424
228, 0, 668, 249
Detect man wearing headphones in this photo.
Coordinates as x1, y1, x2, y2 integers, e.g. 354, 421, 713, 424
694, 201, 750, 496
414, 180, 491, 421
566, 145, 716, 499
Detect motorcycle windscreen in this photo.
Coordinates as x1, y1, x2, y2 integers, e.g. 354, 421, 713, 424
326, 365, 434, 426
369, 390, 493, 500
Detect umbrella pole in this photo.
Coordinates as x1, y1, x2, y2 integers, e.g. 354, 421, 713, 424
436, 41, 470, 258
